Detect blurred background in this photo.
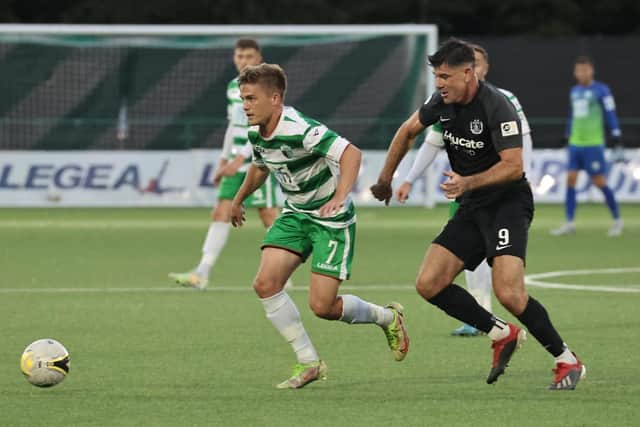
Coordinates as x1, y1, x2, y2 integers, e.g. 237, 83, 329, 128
0, 1, 638, 206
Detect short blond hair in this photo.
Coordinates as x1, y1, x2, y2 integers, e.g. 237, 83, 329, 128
238, 63, 287, 98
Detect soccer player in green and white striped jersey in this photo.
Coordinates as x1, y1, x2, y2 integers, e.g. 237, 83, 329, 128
169, 39, 280, 290
230, 63, 410, 389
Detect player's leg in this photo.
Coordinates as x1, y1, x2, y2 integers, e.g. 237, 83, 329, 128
449, 201, 488, 337
256, 212, 323, 389
455, 260, 492, 336
308, 222, 409, 361
551, 146, 579, 235
421, 211, 526, 384
586, 146, 622, 236
489, 187, 584, 389
168, 174, 242, 288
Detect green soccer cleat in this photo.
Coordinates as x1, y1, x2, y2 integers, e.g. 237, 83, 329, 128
381, 302, 410, 361
168, 271, 208, 290
276, 360, 328, 389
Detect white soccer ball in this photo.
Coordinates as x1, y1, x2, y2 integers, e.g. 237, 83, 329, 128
20, 339, 70, 387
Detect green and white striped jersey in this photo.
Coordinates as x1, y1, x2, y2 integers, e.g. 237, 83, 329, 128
223, 78, 252, 171
249, 106, 355, 228
498, 88, 530, 135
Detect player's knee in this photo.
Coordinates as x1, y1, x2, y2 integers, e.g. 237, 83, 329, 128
416, 274, 444, 299
309, 300, 337, 320
253, 276, 280, 298
494, 284, 527, 314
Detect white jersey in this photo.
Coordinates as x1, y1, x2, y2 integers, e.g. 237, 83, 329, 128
222, 77, 253, 172
249, 106, 355, 228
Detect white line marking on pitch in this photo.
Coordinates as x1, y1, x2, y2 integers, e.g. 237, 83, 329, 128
0, 268, 637, 294
525, 267, 640, 293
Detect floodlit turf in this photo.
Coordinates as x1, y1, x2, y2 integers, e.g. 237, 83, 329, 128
1, 204, 639, 426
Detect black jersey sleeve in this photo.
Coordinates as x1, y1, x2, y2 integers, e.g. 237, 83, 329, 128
482, 86, 523, 152
418, 92, 444, 127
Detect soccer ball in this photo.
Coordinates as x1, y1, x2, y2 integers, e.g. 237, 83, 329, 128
20, 339, 70, 387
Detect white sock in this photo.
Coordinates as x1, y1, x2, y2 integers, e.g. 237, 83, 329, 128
465, 260, 493, 312
487, 317, 510, 341
196, 221, 230, 277
260, 291, 319, 364
555, 345, 578, 365
339, 294, 393, 327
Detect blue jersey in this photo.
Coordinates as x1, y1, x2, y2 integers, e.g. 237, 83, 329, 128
566, 81, 621, 147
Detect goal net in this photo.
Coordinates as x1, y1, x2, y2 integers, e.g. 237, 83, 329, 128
0, 24, 437, 151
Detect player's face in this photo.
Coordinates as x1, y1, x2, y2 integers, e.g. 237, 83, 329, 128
574, 63, 594, 86
240, 83, 280, 126
433, 62, 474, 104
473, 51, 489, 81
233, 48, 262, 73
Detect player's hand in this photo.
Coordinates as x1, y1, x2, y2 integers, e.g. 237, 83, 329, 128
370, 180, 393, 205
395, 181, 412, 203
318, 198, 344, 217
440, 171, 468, 199
212, 170, 224, 187
230, 202, 246, 228
610, 136, 626, 163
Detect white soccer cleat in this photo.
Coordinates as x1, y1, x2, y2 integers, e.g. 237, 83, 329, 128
607, 219, 623, 237
550, 222, 576, 236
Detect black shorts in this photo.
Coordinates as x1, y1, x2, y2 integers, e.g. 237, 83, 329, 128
433, 185, 534, 270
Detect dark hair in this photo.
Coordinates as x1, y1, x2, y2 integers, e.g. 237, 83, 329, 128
428, 38, 475, 68
238, 63, 287, 98
235, 38, 261, 52
575, 55, 593, 65
470, 43, 489, 64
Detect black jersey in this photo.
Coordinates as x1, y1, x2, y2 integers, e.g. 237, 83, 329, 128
419, 81, 528, 207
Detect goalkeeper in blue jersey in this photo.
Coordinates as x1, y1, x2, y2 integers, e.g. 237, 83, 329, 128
551, 56, 623, 237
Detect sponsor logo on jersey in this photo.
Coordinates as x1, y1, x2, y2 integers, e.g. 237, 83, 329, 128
443, 130, 485, 150
470, 119, 484, 135
316, 262, 339, 271
500, 121, 520, 137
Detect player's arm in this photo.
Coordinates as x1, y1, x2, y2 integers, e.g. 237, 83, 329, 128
396, 128, 444, 203
600, 84, 622, 139
318, 144, 361, 217
230, 164, 270, 227
441, 147, 523, 199
564, 91, 573, 143
441, 95, 523, 199
218, 142, 253, 177
371, 110, 426, 205
213, 125, 234, 185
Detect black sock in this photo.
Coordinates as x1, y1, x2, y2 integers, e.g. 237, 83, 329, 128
516, 297, 565, 357
427, 284, 496, 333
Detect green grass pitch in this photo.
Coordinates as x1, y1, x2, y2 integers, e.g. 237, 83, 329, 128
1, 204, 639, 426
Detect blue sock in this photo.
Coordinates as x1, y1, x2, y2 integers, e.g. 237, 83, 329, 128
600, 186, 620, 219
565, 187, 576, 221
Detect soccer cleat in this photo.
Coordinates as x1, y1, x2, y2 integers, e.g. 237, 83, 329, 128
381, 302, 410, 361
550, 222, 576, 236
168, 271, 208, 290
549, 353, 586, 390
486, 324, 526, 384
451, 323, 482, 337
607, 219, 623, 237
276, 360, 327, 389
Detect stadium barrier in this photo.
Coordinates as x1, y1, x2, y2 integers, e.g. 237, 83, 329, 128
1, 149, 638, 207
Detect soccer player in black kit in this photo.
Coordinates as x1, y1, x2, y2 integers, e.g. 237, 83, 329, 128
371, 39, 585, 390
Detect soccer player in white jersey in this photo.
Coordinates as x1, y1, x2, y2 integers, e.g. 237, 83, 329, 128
230, 63, 409, 389
169, 39, 281, 289
395, 43, 534, 337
